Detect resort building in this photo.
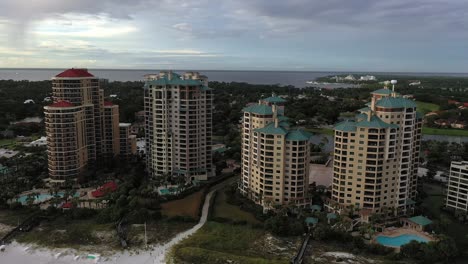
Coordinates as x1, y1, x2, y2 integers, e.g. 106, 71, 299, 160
240, 95, 312, 208
144, 71, 214, 181
102, 101, 121, 157
44, 69, 123, 186
446, 161, 468, 213
119, 123, 137, 158
330, 84, 423, 216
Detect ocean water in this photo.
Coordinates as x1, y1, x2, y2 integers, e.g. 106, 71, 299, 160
1, 69, 468, 88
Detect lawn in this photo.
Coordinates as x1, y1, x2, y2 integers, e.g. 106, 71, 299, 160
0, 138, 17, 149
305, 127, 334, 135
212, 188, 261, 225
415, 101, 440, 114
422, 183, 468, 258
161, 190, 204, 219
169, 222, 296, 264
422, 127, 468, 137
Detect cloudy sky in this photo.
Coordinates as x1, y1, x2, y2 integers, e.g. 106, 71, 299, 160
0, 0, 467, 72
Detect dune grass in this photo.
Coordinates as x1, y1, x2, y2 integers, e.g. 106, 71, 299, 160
212, 189, 260, 225
169, 222, 291, 264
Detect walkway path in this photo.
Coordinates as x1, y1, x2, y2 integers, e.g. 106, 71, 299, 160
149, 177, 236, 263
0, 177, 235, 264
150, 190, 215, 263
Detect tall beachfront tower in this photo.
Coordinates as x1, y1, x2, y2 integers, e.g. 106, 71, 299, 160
240, 95, 312, 209
446, 161, 468, 213
44, 68, 121, 186
144, 71, 214, 181
330, 81, 422, 217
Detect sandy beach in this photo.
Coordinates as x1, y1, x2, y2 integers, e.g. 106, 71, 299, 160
0, 190, 215, 264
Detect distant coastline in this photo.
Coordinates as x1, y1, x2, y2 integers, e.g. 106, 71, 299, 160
1, 69, 467, 87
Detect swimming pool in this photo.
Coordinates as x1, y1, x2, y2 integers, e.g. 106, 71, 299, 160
376, 234, 429, 247
17, 192, 79, 205
159, 187, 178, 195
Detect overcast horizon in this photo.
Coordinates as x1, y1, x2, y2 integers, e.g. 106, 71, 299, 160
1, 0, 467, 72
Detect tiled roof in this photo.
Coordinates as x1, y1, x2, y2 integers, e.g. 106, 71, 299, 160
334, 120, 357, 132
376, 97, 417, 108
243, 104, 274, 115
104, 101, 114, 106
255, 122, 288, 135
263, 96, 286, 104
55, 68, 94, 78
355, 113, 368, 122
200, 85, 212, 91
356, 115, 398, 129
371, 88, 393, 95
279, 120, 290, 128
286, 129, 312, 141
305, 217, 318, 224
49, 101, 74, 108
359, 107, 370, 112
416, 112, 424, 119
145, 76, 203, 87
408, 215, 432, 226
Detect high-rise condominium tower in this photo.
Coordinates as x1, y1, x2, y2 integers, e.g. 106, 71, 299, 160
144, 71, 214, 181
330, 84, 422, 215
240, 95, 312, 208
44, 69, 121, 186
446, 161, 468, 213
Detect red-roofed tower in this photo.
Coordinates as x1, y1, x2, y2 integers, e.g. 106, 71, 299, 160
44, 69, 121, 186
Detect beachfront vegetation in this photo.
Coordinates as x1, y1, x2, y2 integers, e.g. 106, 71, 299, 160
0, 149, 48, 207
421, 140, 468, 169
161, 190, 204, 219
211, 186, 261, 225
168, 221, 297, 264
399, 236, 458, 263
421, 183, 468, 259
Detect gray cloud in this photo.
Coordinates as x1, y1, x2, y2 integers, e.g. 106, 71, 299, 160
2, 0, 467, 40
234, 0, 468, 34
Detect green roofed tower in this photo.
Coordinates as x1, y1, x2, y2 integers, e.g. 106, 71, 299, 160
241, 95, 312, 209
144, 71, 214, 182
330, 81, 423, 218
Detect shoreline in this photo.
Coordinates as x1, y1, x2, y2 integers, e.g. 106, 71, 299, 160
0, 241, 166, 264
0, 190, 217, 264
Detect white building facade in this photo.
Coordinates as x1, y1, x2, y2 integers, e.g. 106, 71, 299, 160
144, 71, 214, 181
446, 161, 468, 213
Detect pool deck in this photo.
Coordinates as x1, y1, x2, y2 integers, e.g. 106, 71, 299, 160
374, 227, 435, 249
